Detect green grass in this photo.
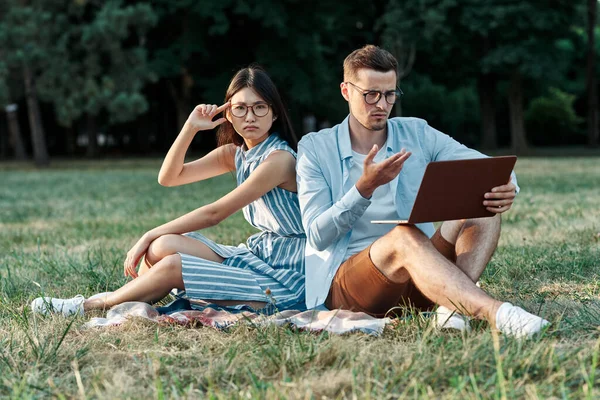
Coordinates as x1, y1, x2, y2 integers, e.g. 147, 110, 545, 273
1, 157, 599, 398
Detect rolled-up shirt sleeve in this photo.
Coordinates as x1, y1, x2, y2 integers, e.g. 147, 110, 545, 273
297, 139, 370, 251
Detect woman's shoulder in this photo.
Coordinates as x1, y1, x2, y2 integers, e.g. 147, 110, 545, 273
262, 133, 296, 158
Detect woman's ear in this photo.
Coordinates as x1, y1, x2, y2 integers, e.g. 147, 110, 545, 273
225, 109, 232, 123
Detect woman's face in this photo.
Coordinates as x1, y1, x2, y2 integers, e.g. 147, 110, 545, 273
227, 87, 274, 148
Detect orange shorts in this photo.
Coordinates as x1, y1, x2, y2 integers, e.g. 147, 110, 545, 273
325, 228, 456, 318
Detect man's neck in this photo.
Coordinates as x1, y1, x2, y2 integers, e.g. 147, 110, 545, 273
348, 114, 387, 154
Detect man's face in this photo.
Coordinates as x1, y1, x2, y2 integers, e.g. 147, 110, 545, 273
342, 68, 397, 132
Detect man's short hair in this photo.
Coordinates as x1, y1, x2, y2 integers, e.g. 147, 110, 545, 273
343, 45, 398, 82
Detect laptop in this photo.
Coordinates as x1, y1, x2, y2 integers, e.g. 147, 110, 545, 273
371, 156, 517, 224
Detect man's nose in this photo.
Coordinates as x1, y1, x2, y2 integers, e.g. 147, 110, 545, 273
375, 95, 388, 109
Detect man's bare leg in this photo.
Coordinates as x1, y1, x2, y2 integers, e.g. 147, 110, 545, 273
439, 215, 501, 282
370, 224, 503, 324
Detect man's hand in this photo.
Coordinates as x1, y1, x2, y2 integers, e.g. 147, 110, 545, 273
484, 177, 516, 214
356, 145, 411, 198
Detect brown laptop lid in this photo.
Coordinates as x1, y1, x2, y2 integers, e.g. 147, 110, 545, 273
408, 156, 517, 224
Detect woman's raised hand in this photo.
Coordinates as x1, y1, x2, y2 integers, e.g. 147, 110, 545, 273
187, 102, 230, 132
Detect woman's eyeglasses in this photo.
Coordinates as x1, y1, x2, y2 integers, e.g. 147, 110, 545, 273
230, 102, 271, 118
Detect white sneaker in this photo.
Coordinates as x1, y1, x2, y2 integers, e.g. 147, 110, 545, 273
434, 306, 471, 332
30, 295, 85, 317
495, 302, 550, 339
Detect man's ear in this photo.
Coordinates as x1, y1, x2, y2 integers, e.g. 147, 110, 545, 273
340, 82, 350, 102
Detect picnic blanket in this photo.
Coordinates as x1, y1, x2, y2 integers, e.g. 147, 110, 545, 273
82, 300, 392, 336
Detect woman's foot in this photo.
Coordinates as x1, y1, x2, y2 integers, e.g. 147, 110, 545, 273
30, 295, 85, 316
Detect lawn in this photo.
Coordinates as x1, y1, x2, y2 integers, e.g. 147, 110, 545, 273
0, 157, 599, 399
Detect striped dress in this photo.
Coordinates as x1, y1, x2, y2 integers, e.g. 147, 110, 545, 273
180, 133, 306, 311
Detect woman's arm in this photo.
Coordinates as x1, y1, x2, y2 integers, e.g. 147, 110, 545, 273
158, 103, 233, 187
124, 150, 296, 276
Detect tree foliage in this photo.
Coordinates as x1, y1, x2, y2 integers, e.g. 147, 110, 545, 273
36, 1, 158, 127
0, 0, 596, 162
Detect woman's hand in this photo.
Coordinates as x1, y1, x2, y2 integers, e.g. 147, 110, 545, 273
123, 235, 153, 278
186, 102, 230, 132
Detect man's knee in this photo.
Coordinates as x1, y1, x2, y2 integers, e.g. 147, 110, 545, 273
473, 213, 502, 228
388, 224, 429, 251
371, 225, 428, 280
440, 219, 467, 245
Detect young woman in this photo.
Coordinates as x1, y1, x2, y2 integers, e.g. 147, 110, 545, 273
32, 65, 306, 315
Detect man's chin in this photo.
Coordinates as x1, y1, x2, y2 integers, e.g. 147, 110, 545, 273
365, 121, 387, 131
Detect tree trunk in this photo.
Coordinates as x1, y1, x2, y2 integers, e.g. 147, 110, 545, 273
136, 119, 151, 155
5, 104, 27, 160
23, 64, 49, 167
390, 38, 415, 118
587, 0, 599, 147
86, 113, 98, 157
508, 70, 528, 154
65, 125, 76, 156
168, 70, 193, 130
477, 73, 497, 150
0, 123, 6, 159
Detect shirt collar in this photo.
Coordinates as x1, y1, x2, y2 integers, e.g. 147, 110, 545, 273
337, 115, 397, 162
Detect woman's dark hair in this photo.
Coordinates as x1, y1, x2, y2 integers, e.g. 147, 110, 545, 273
217, 65, 298, 151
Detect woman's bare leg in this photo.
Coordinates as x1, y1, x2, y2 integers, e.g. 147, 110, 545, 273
84, 254, 185, 311
145, 234, 224, 265
138, 234, 224, 276
137, 257, 152, 276
89, 237, 265, 311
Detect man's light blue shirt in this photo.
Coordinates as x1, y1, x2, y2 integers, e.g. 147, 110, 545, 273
296, 116, 519, 309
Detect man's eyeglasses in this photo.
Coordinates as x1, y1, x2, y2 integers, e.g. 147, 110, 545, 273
345, 82, 403, 105
230, 102, 271, 118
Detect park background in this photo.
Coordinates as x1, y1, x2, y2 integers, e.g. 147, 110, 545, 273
0, 0, 599, 164
1, 1, 600, 398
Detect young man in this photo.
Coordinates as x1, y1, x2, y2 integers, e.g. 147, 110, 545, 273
296, 45, 549, 338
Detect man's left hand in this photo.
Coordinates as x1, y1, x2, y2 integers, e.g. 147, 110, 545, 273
484, 177, 516, 214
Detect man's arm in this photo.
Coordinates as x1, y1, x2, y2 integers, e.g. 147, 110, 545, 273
296, 139, 371, 251
423, 123, 520, 194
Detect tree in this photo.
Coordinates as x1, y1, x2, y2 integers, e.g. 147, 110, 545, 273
378, 0, 500, 146
0, 48, 26, 160
144, 0, 382, 145
379, 1, 581, 152
464, 1, 579, 153
35, 1, 157, 157
0, 1, 51, 166
587, 0, 599, 147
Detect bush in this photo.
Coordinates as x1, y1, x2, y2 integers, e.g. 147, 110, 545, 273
525, 88, 584, 146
